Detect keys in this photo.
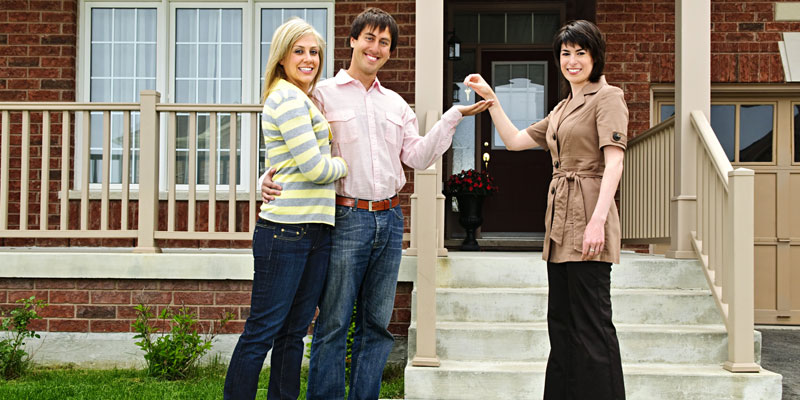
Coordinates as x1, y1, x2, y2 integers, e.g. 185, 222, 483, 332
464, 87, 472, 102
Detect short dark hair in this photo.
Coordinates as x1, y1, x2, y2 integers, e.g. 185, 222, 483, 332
552, 20, 606, 83
350, 7, 399, 53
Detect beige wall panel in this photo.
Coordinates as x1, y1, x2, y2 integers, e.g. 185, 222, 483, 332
754, 173, 777, 238
792, 245, 800, 310
790, 173, 800, 237
754, 245, 777, 310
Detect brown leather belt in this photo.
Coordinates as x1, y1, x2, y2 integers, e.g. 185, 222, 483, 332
335, 195, 399, 211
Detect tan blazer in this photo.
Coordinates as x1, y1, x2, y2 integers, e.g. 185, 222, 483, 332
526, 76, 628, 264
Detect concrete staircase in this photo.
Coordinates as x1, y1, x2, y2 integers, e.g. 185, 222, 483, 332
405, 252, 782, 399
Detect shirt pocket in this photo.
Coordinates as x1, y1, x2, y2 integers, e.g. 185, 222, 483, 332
326, 109, 358, 144
384, 111, 404, 146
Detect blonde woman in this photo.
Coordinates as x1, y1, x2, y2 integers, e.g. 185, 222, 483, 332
224, 18, 347, 400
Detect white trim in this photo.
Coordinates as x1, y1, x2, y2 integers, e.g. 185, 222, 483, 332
0, 251, 418, 282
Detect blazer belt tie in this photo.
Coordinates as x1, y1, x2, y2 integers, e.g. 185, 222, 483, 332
549, 169, 604, 250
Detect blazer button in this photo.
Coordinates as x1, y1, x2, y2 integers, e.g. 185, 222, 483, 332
612, 132, 622, 141
551, 188, 555, 194
552, 133, 557, 140
554, 161, 560, 168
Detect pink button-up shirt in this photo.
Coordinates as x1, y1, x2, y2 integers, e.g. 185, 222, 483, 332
313, 70, 462, 201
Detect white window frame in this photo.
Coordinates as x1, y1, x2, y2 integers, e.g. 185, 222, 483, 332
76, 0, 335, 193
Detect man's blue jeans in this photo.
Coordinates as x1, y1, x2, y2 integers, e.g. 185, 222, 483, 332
224, 219, 331, 400
307, 204, 404, 400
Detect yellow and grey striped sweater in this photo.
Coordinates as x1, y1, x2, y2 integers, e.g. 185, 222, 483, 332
259, 79, 348, 226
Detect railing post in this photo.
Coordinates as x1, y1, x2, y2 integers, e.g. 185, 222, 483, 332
135, 90, 162, 253
411, 165, 440, 367
724, 168, 759, 372
668, 0, 709, 259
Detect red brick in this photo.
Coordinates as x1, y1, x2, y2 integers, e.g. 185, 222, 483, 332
38, 304, 74, 318
174, 292, 214, 305
217, 321, 245, 334
132, 291, 172, 305
90, 320, 131, 333
387, 323, 408, 337
8, 56, 38, 67
393, 293, 410, 308
50, 290, 89, 304
91, 291, 130, 304
0, 279, 34, 289
159, 280, 199, 290
49, 319, 88, 332
35, 279, 75, 289
117, 280, 159, 290
215, 292, 250, 305
8, 290, 48, 302
76, 279, 116, 290
28, 319, 47, 331
8, 12, 40, 22
199, 306, 239, 320
76, 305, 115, 319
199, 281, 245, 291
117, 305, 140, 319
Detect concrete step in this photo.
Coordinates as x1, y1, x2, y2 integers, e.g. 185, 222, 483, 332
404, 360, 782, 400
437, 251, 707, 290
415, 287, 723, 325
409, 322, 762, 365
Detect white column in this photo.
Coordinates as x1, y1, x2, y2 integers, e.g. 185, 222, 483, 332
667, 0, 709, 258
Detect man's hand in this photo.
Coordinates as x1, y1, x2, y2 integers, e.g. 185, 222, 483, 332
260, 168, 283, 203
456, 99, 494, 116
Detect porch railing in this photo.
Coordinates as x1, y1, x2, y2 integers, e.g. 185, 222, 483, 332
622, 112, 759, 372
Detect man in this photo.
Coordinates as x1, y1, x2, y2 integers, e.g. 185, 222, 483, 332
261, 8, 492, 399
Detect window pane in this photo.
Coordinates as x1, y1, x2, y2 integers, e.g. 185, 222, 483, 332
137, 9, 157, 42
113, 43, 135, 77
534, 14, 560, 44
197, 80, 217, 103
175, 80, 196, 103
136, 44, 156, 78
493, 62, 547, 149
92, 9, 112, 41
220, 45, 240, 78
507, 13, 532, 44
660, 104, 675, 122
307, 9, 327, 39
175, 44, 197, 78
222, 9, 242, 42
220, 80, 241, 104
794, 105, 800, 163
452, 49, 475, 84
480, 14, 505, 43
709, 105, 735, 162
262, 10, 282, 42
176, 9, 197, 42
114, 9, 135, 41
113, 78, 134, 102
90, 78, 111, 102
198, 44, 218, 78
91, 44, 111, 77
454, 13, 478, 43
739, 104, 773, 162
285, 9, 305, 20
198, 9, 219, 43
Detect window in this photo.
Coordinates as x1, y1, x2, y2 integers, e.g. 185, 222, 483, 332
79, 1, 334, 189
454, 12, 559, 44
88, 8, 157, 184
793, 104, 800, 163
491, 61, 547, 149
657, 101, 775, 163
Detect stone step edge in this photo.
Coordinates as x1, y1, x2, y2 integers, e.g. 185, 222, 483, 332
421, 287, 713, 295
404, 360, 778, 377
408, 321, 727, 333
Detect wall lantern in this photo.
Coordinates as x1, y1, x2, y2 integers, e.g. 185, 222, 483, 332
447, 32, 461, 61
452, 83, 460, 102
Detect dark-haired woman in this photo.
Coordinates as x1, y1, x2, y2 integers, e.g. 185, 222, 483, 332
465, 19, 627, 399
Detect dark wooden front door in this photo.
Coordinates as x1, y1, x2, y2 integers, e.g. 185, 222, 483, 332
478, 50, 558, 234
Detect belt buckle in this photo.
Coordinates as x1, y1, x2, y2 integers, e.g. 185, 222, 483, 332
368, 200, 374, 212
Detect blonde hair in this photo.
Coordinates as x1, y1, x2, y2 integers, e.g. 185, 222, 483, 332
262, 18, 326, 103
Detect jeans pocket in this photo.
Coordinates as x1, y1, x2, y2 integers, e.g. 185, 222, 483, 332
335, 205, 352, 219
274, 224, 305, 241
390, 206, 405, 221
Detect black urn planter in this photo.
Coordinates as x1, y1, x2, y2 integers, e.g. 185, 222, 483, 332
456, 194, 485, 251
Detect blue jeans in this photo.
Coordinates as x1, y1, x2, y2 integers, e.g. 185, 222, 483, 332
307, 205, 404, 400
224, 219, 331, 400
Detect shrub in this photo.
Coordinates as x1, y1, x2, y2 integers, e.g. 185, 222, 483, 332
0, 296, 47, 380
131, 304, 233, 380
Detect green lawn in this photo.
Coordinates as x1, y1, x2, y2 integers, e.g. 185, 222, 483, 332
0, 363, 404, 399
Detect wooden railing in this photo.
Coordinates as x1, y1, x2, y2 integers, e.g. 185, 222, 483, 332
688, 110, 758, 372
621, 116, 674, 243
1, 91, 262, 250
622, 111, 758, 372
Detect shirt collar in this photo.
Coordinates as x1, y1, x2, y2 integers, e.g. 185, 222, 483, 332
335, 69, 385, 93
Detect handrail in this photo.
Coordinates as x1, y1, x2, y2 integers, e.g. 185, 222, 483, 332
690, 110, 732, 187
628, 115, 674, 146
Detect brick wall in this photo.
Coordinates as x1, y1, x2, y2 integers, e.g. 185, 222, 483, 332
597, 0, 799, 137
0, 278, 414, 338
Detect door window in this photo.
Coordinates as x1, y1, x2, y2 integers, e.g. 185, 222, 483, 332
491, 61, 547, 149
